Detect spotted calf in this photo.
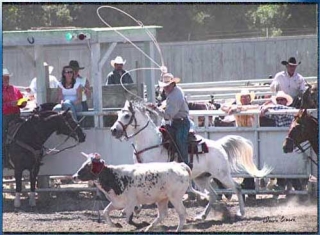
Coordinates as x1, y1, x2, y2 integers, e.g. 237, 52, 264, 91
73, 152, 192, 232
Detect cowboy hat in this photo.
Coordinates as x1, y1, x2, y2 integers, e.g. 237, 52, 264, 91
271, 91, 293, 106
111, 56, 126, 67
3, 68, 12, 77
281, 57, 301, 66
158, 73, 181, 88
43, 62, 54, 74
235, 89, 255, 104
69, 60, 84, 70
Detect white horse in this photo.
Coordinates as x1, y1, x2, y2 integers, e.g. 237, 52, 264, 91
110, 100, 273, 220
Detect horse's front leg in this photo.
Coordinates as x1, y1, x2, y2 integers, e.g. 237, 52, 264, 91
29, 167, 39, 207
14, 170, 23, 208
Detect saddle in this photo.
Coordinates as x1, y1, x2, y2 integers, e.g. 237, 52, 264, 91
159, 126, 209, 164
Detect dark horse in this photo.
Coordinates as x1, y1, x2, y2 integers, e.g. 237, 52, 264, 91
291, 82, 318, 109
283, 109, 318, 155
4, 109, 86, 207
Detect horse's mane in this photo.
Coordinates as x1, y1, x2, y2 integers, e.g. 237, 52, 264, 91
130, 100, 160, 129
295, 109, 318, 125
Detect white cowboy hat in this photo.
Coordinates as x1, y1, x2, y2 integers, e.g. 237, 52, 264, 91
3, 68, 12, 77
271, 91, 293, 106
235, 89, 255, 104
158, 73, 181, 88
111, 56, 126, 67
43, 62, 54, 74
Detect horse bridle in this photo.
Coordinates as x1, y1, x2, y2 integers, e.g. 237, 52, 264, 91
117, 103, 150, 140
44, 113, 83, 156
285, 119, 318, 166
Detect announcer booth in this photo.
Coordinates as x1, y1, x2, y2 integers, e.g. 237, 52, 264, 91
2, 26, 162, 179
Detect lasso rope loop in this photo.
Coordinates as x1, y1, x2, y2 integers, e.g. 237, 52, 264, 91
96, 6, 168, 103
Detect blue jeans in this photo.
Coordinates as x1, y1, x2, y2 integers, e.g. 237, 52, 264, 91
53, 100, 82, 121
171, 118, 190, 164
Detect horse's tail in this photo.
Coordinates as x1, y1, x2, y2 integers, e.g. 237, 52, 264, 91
217, 135, 273, 178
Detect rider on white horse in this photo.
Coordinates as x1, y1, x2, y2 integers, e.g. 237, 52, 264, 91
147, 72, 192, 169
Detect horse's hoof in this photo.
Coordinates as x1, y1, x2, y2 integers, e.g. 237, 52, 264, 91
194, 214, 206, 221
236, 210, 244, 218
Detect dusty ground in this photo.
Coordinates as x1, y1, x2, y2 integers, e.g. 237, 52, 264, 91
2, 189, 318, 233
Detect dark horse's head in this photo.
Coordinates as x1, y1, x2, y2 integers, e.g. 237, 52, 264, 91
283, 109, 318, 153
301, 83, 318, 109
33, 109, 86, 143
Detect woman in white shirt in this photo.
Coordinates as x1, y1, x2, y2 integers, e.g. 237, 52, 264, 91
53, 66, 82, 121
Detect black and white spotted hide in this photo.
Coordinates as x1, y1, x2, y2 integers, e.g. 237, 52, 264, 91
73, 153, 191, 232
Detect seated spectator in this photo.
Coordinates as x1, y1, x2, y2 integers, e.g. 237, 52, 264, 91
105, 56, 133, 85
53, 66, 82, 121
260, 91, 294, 127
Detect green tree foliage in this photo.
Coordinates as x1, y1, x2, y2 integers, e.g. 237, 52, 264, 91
2, 3, 317, 41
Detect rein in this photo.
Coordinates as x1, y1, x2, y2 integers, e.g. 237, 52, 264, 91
132, 142, 163, 163
118, 103, 152, 140
286, 114, 318, 166
44, 118, 82, 156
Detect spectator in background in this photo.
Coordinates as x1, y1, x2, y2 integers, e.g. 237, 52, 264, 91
53, 66, 82, 121
69, 60, 91, 111
105, 56, 133, 85
26, 62, 59, 100
221, 89, 260, 200
221, 89, 258, 127
2, 68, 27, 167
260, 91, 294, 127
270, 57, 306, 106
260, 91, 302, 192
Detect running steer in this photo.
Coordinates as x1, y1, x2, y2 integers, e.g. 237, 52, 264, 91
73, 152, 194, 232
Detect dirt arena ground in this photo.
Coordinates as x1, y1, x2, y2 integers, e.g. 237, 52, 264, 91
2, 190, 318, 233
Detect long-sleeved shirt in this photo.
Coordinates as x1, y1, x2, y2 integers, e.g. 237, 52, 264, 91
2, 85, 23, 115
270, 71, 306, 99
265, 105, 294, 127
157, 86, 189, 120
105, 69, 133, 85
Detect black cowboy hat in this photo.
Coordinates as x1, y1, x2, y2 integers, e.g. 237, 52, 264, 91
281, 57, 301, 66
69, 60, 84, 70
